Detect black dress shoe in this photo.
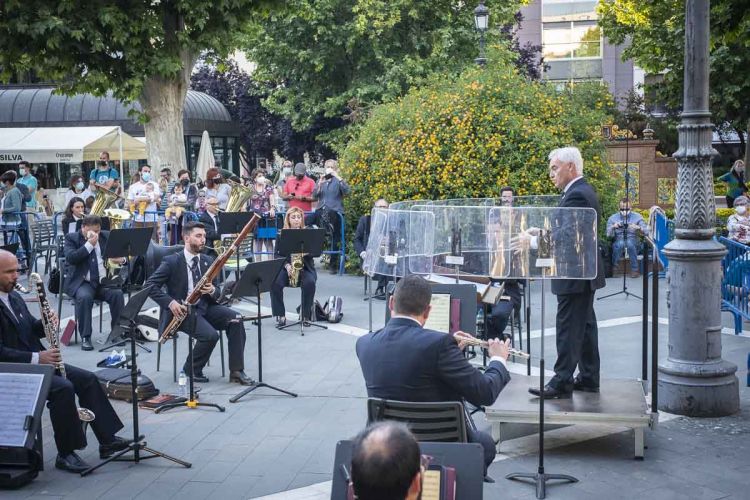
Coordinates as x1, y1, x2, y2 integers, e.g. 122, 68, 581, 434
528, 384, 572, 399
99, 435, 133, 459
192, 374, 209, 383
81, 338, 94, 351
55, 452, 90, 473
573, 378, 600, 393
229, 371, 256, 386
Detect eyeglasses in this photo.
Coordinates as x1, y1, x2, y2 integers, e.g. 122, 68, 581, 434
206, 202, 219, 206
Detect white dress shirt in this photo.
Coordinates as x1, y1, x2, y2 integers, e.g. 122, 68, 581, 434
84, 238, 106, 283
184, 249, 201, 295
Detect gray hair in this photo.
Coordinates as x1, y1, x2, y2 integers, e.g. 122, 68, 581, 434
549, 147, 584, 176
733, 195, 749, 207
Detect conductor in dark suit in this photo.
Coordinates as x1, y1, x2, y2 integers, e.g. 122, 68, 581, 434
527, 146, 606, 399
0, 249, 130, 473
63, 215, 125, 351
354, 199, 389, 297
356, 274, 512, 477
145, 221, 253, 385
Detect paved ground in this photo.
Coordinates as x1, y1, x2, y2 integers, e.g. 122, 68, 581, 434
4, 267, 749, 499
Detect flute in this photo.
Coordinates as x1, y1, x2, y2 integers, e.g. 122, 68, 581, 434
454, 334, 531, 359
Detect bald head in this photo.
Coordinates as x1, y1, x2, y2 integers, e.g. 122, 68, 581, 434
0, 249, 20, 293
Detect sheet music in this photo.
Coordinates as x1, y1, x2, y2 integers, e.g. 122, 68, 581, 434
421, 469, 442, 500
424, 293, 451, 333
0, 372, 44, 447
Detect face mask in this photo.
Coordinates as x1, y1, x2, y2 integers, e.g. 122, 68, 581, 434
180, 179, 189, 187
283, 168, 291, 176
325, 167, 334, 176
737, 206, 747, 215
141, 172, 151, 182
620, 209, 630, 216
256, 176, 266, 184
75, 181, 85, 191
99, 161, 108, 168
19, 169, 26, 176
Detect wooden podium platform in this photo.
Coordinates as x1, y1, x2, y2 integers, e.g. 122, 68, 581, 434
484, 375, 658, 459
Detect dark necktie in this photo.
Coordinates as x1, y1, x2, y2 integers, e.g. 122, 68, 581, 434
191, 256, 201, 290
89, 247, 100, 283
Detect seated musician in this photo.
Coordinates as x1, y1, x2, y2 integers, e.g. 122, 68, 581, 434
198, 196, 221, 254
145, 221, 253, 385
63, 215, 125, 351
0, 249, 131, 473
61, 196, 85, 234
356, 275, 511, 480
486, 279, 522, 339
271, 207, 317, 327
355, 199, 390, 298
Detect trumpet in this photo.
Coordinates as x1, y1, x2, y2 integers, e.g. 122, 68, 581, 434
453, 333, 531, 359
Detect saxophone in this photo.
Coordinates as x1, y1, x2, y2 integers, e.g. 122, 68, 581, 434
29, 273, 95, 425
289, 254, 304, 288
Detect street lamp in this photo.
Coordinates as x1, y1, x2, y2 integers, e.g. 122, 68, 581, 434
474, 1, 489, 67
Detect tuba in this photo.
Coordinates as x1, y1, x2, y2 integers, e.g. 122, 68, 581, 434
224, 179, 254, 213
103, 208, 132, 230
29, 273, 95, 428
289, 253, 304, 287
90, 183, 123, 215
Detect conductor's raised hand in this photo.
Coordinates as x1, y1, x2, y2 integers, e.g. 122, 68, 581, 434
487, 338, 510, 360
453, 331, 475, 351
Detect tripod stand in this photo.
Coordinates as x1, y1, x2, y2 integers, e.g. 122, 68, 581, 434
82, 286, 191, 476
506, 274, 577, 498
155, 304, 226, 414
599, 131, 641, 301
230, 259, 298, 403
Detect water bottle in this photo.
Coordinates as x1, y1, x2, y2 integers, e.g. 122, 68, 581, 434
178, 370, 187, 397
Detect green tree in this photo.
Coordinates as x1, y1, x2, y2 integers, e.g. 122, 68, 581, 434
598, 0, 750, 165
0, 1, 275, 172
244, 0, 528, 135
339, 45, 616, 264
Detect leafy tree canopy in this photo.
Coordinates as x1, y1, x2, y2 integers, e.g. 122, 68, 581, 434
244, 0, 531, 131
598, 0, 750, 159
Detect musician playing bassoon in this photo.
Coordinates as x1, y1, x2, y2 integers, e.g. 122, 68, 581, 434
271, 207, 317, 328
0, 249, 130, 473
145, 221, 253, 385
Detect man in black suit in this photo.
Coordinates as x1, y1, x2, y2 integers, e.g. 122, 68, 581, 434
145, 221, 253, 385
354, 199, 389, 298
356, 274, 511, 477
63, 215, 125, 351
527, 146, 606, 399
0, 249, 130, 473
198, 196, 221, 254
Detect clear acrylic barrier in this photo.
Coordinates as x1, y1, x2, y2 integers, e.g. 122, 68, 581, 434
390, 195, 560, 211
488, 206, 598, 279
363, 208, 435, 277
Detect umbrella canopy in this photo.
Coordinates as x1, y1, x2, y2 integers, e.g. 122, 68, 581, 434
195, 130, 215, 182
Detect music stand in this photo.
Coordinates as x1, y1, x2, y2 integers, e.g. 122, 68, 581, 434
98, 227, 153, 352
229, 259, 298, 403
218, 211, 256, 275
276, 228, 327, 335
81, 286, 191, 476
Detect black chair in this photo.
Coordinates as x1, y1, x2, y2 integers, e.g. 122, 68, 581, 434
30, 219, 56, 274
149, 243, 226, 382
56, 236, 103, 345
366, 398, 468, 443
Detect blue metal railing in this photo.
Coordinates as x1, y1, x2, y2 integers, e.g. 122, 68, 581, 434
719, 236, 750, 334
652, 211, 673, 277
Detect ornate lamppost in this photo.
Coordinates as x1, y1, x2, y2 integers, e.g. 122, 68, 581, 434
474, 1, 489, 67
659, 0, 739, 416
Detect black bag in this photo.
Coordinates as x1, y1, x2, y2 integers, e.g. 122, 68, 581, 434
16, 182, 31, 203
95, 368, 159, 402
47, 268, 60, 294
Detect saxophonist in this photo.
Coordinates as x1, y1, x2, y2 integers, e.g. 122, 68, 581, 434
145, 221, 253, 385
0, 249, 131, 473
271, 207, 317, 327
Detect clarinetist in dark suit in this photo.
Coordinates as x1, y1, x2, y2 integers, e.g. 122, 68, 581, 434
145, 221, 252, 385
0, 249, 130, 473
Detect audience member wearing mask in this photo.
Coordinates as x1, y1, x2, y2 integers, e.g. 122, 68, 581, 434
65, 175, 90, 205
248, 168, 277, 260
204, 167, 231, 210
0, 170, 31, 269
16, 161, 39, 210
127, 164, 161, 241
312, 159, 350, 273
727, 195, 750, 245
275, 161, 293, 212
606, 198, 647, 278
718, 159, 747, 209
89, 151, 119, 190
282, 163, 315, 212
176, 169, 198, 207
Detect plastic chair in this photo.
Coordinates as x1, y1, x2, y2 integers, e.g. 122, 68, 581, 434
366, 398, 468, 443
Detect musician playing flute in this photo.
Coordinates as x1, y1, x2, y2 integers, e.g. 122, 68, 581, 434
0, 249, 131, 473
271, 207, 317, 328
356, 274, 511, 480
145, 221, 253, 385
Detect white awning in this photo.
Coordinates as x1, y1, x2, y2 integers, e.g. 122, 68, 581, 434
0, 126, 147, 164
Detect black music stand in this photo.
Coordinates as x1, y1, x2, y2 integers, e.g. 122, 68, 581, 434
229, 259, 298, 403
331, 440, 485, 500
81, 286, 191, 476
218, 211, 256, 275
98, 227, 153, 352
276, 228, 327, 335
